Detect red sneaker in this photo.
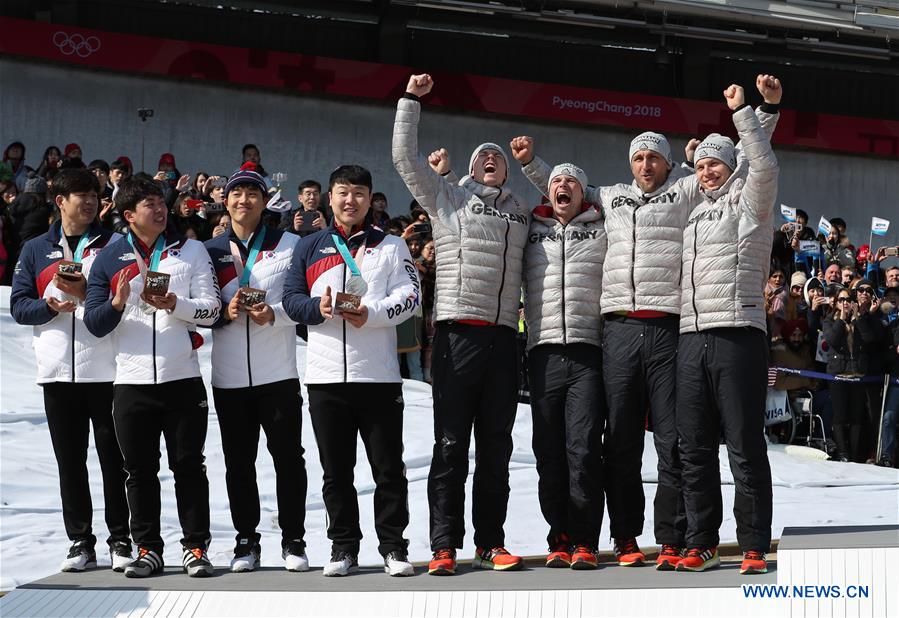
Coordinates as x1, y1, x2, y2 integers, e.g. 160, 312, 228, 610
613, 538, 645, 567
570, 545, 598, 570
676, 547, 720, 572
428, 548, 456, 576
473, 547, 523, 571
655, 545, 684, 571
545, 535, 571, 568
740, 550, 768, 575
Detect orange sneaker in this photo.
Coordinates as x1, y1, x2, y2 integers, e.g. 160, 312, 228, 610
655, 545, 684, 571
740, 550, 768, 575
613, 538, 645, 567
676, 547, 720, 572
428, 548, 456, 576
570, 545, 598, 570
473, 547, 523, 571
545, 535, 571, 568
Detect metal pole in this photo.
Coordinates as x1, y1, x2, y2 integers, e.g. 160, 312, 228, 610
875, 374, 890, 462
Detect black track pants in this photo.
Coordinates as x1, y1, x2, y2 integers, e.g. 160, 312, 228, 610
677, 328, 773, 552
428, 322, 519, 551
528, 343, 605, 547
214, 379, 307, 547
307, 382, 408, 556
113, 378, 211, 553
602, 315, 685, 545
43, 382, 130, 546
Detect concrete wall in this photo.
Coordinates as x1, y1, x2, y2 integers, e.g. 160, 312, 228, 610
2, 57, 897, 251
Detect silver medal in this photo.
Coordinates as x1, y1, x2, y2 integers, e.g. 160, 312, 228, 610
345, 275, 368, 296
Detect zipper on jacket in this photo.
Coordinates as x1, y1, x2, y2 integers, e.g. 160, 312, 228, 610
560, 228, 567, 344
630, 207, 638, 310
494, 195, 510, 324
152, 312, 158, 384
691, 230, 699, 331
246, 315, 253, 387
70, 313, 76, 382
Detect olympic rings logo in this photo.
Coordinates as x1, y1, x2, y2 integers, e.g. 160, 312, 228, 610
52, 31, 101, 58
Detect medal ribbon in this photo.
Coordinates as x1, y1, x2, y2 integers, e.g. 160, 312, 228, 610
127, 232, 166, 278
61, 232, 92, 264
229, 226, 267, 288
331, 232, 366, 279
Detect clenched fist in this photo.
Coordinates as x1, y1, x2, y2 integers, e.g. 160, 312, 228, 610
756, 74, 782, 105
406, 74, 433, 98
723, 84, 745, 111
428, 148, 451, 175
685, 138, 702, 163
509, 136, 535, 165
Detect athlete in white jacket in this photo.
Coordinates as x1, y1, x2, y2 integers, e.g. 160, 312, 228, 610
283, 164, 419, 578
84, 175, 221, 579
204, 166, 308, 574
10, 169, 131, 573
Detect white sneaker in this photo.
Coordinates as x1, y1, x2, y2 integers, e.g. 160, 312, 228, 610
282, 540, 309, 572
230, 540, 261, 573
384, 550, 414, 577
323, 550, 358, 577
61, 541, 97, 572
110, 541, 133, 572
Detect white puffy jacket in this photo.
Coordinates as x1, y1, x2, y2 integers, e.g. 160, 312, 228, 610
83, 232, 222, 385
10, 222, 120, 383
205, 226, 300, 389
523, 204, 607, 350
679, 105, 779, 333
393, 96, 531, 330
282, 225, 420, 384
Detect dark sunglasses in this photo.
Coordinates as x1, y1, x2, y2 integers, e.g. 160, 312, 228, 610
856, 287, 874, 295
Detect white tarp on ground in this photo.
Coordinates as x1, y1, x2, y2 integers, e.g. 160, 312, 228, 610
1, 286, 897, 590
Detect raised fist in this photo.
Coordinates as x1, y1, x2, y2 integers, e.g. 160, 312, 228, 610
685, 138, 702, 163
428, 148, 451, 175
406, 74, 434, 98
756, 74, 783, 105
723, 84, 745, 111
509, 136, 535, 164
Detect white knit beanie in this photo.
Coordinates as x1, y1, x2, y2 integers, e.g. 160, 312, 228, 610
548, 163, 588, 195
468, 143, 508, 178
628, 132, 672, 166
695, 133, 737, 170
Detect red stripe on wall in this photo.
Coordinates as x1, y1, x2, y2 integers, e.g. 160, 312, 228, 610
1, 17, 896, 158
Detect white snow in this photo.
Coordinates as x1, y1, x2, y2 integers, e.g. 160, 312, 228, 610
1, 287, 897, 591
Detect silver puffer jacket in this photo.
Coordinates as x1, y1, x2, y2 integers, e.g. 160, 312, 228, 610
679, 105, 779, 333
392, 97, 530, 330
523, 203, 607, 350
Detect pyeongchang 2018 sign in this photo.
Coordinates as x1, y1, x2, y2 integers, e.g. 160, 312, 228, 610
1, 16, 897, 159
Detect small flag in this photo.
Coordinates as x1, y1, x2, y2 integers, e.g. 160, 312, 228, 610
798, 240, 820, 255
767, 367, 778, 387
818, 216, 832, 236
872, 217, 890, 236
780, 205, 796, 222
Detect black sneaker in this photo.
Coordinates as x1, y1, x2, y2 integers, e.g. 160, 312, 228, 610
110, 540, 133, 572
124, 547, 164, 578
182, 547, 214, 577
61, 539, 97, 572
323, 549, 358, 577
230, 537, 261, 573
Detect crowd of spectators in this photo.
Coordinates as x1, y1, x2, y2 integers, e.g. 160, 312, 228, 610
2, 139, 895, 466
766, 208, 898, 466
